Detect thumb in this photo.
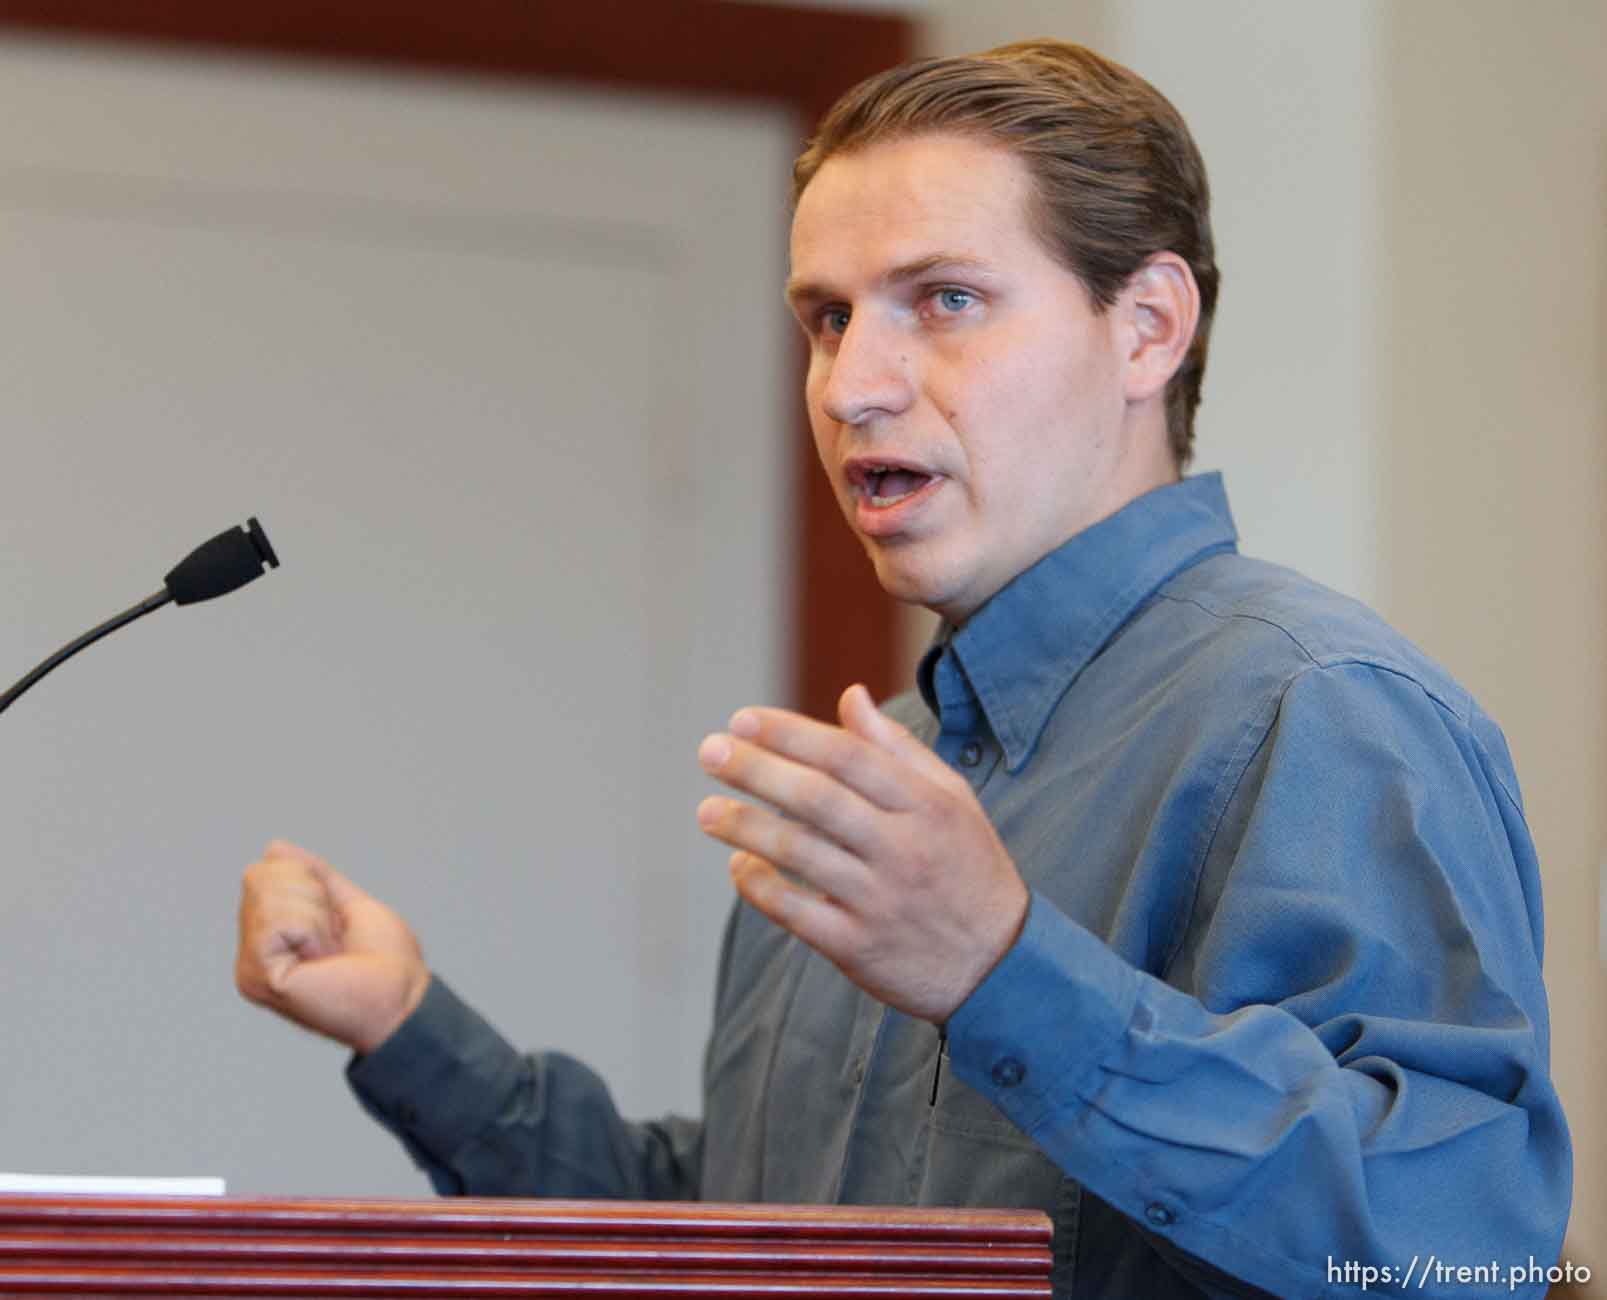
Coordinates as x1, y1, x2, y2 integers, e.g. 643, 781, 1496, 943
304, 856, 372, 914
838, 683, 934, 767
265, 840, 370, 914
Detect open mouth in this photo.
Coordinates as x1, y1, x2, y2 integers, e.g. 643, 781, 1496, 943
859, 463, 934, 507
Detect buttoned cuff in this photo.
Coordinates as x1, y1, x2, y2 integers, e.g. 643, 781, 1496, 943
945, 891, 1141, 1136
346, 975, 523, 1166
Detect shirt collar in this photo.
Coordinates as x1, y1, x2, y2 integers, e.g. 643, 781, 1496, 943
916, 472, 1239, 771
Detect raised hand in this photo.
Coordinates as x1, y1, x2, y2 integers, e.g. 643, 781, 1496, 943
235, 840, 429, 1055
697, 684, 1028, 1023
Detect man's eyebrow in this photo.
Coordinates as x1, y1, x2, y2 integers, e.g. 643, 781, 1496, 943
784, 253, 997, 309
883, 253, 996, 284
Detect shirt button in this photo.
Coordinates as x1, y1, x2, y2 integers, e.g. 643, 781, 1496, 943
990, 1057, 1026, 1088
959, 741, 983, 767
1144, 1202, 1175, 1228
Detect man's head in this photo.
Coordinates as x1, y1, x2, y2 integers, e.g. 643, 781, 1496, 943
787, 42, 1216, 624
794, 40, 1218, 466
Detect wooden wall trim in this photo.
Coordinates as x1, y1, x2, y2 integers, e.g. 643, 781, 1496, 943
0, 0, 912, 718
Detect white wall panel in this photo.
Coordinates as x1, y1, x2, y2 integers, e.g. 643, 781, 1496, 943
0, 35, 792, 1195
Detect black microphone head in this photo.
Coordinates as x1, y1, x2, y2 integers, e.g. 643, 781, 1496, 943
164, 517, 280, 606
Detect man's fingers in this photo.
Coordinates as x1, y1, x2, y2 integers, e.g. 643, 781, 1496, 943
303, 857, 370, 912
717, 706, 917, 813
257, 946, 307, 1000
266, 903, 341, 960
728, 850, 856, 957
238, 891, 338, 993
261, 840, 368, 909
237, 913, 319, 1005
237, 841, 429, 1054
238, 849, 345, 1001
698, 795, 871, 905
698, 732, 887, 855
253, 844, 388, 958
242, 863, 335, 938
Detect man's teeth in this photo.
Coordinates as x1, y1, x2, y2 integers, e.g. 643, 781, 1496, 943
865, 464, 925, 506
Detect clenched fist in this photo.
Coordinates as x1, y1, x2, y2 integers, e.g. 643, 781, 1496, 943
235, 840, 429, 1055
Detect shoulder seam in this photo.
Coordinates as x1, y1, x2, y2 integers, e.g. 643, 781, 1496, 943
1151, 591, 1322, 667
1153, 592, 1477, 723
1290, 659, 1527, 823
1163, 654, 1527, 975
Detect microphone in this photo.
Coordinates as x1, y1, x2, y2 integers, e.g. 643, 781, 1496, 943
0, 517, 280, 717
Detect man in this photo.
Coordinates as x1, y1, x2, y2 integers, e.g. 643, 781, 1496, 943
237, 40, 1570, 1298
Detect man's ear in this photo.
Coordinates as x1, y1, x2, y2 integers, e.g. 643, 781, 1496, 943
1121, 252, 1200, 405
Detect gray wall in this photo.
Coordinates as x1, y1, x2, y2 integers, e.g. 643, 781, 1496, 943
0, 35, 792, 1195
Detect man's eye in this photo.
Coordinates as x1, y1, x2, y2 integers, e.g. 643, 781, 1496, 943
936, 288, 974, 312
821, 307, 851, 335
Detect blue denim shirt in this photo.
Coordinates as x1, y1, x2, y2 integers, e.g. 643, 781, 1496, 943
352, 474, 1569, 1298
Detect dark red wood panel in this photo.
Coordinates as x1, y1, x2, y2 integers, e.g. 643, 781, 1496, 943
0, 0, 913, 718
0, 1195, 1052, 1296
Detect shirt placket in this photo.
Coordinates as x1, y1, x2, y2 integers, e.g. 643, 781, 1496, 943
930, 650, 1003, 789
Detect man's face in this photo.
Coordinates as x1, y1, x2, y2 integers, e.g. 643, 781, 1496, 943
788, 132, 1162, 624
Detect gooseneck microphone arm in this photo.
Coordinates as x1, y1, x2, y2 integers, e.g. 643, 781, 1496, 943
0, 516, 279, 717
0, 590, 173, 716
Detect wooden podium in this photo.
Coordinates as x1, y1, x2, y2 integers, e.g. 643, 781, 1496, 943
0, 1193, 1052, 1295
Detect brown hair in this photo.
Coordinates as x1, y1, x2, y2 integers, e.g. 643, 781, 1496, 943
793, 40, 1219, 466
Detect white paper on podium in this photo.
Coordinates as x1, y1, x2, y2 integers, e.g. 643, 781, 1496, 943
0, 1172, 224, 1195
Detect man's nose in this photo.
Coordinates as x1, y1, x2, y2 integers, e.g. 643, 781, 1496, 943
818, 315, 914, 426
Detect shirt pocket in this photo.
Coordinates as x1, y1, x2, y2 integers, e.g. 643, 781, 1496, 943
918, 1071, 1065, 1206
919, 1075, 1078, 1297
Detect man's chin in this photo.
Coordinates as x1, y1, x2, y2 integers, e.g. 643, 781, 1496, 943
869, 553, 962, 619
